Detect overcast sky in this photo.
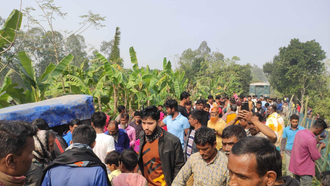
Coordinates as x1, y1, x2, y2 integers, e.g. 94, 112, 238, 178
1, 0, 330, 70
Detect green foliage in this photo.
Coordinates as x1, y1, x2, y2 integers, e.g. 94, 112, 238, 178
0, 9, 22, 52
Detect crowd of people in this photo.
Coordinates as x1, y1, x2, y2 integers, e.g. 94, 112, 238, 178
0, 91, 329, 186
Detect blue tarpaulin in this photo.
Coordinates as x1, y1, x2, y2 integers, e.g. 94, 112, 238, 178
0, 95, 95, 127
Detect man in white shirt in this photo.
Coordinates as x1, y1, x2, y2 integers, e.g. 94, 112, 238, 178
91, 112, 115, 164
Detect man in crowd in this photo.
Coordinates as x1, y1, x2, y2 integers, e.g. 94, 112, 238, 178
41, 125, 110, 186
194, 99, 209, 126
0, 121, 37, 186
243, 111, 277, 143
225, 111, 250, 135
138, 106, 184, 186
115, 105, 126, 123
106, 121, 130, 153
222, 104, 237, 124
91, 111, 115, 164
129, 111, 143, 139
31, 118, 68, 158
252, 101, 265, 116
266, 105, 285, 149
186, 101, 192, 114
178, 91, 190, 117
119, 113, 136, 148
289, 118, 328, 185
280, 114, 304, 177
228, 137, 298, 186
160, 99, 190, 149
173, 127, 229, 185
184, 109, 204, 162
63, 119, 82, 146
247, 95, 254, 111
208, 95, 217, 113
222, 125, 247, 156
208, 107, 226, 150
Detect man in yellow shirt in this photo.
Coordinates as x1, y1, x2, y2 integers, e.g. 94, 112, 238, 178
266, 105, 285, 149
207, 107, 226, 150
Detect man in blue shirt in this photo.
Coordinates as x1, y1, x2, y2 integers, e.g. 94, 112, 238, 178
159, 99, 190, 149
41, 125, 110, 186
63, 119, 82, 146
280, 114, 304, 177
105, 121, 130, 153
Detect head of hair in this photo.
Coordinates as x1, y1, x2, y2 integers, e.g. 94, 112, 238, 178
230, 98, 236, 104
141, 106, 160, 121
256, 101, 262, 105
203, 103, 210, 109
321, 171, 330, 186
265, 103, 269, 107
194, 127, 216, 146
222, 125, 247, 141
189, 109, 203, 124
208, 95, 213, 99
109, 121, 119, 130
134, 111, 141, 117
180, 91, 190, 101
230, 104, 237, 112
163, 99, 178, 111
248, 95, 251, 98
72, 125, 96, 147
231, 136, 282, 179
119, 149, 138, 172
290, 114, 299, 121
121, 113, 129, 120
270, 105, 277, 112
69, 119, 81, 127
312, 118, 328, 130
253, 112, 264, 122
158, 105, 163, 108
105, 151, 120, 167
31, 118, 49, 130
196, 99, 204, 105
117, 105, 125, 113
91, 112, 107, 128
0, 120, 37, 158
215, 95, 221, 99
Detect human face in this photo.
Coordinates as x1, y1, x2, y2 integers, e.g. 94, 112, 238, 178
185, 96, 191, 104
134, 116, 141, 123
186, 104, 192, 111
166, 107, 174, 116
248, 97, 251, 101
196, 103, 203, 111
239, 119, 248, 128
12, 137, 35, 176
228, 154, 268, 186
248, 122, 260, 136
69, 124, 79, 133
204, 107, 210, 113
120, 117, 128, 125
208, 99, 213, 104
222, 136, 239, 156
158, 106, 163, 111
108, 124, 118, 135
142, 117, 158, 136
256, 103, 261, 109
188, 115, 197, 127
48, 133, 55, 152
196, 142, 217, 163
266, 106, 273, 115
290, 119, 299, 129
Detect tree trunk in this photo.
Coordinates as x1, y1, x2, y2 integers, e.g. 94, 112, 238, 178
98, 95, 102, 112
302, 96, 309, 128
113, 84, 117, 116
124, 92, 127, 109
300, 88, 305, 114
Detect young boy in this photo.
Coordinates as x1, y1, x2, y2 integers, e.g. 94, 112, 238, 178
105, 151, 121, 181
112, 149, 148, 186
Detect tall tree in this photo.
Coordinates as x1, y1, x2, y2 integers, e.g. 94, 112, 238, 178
263, 39, 326, 113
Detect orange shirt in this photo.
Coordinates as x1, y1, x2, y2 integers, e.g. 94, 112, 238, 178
142, 133, 166, 186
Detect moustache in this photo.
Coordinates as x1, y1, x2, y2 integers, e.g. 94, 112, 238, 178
224, 152, 230, 156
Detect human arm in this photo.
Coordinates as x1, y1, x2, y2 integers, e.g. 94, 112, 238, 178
173, 138, 185, 180
280, 138, 286, 157
107, 137, 116, 153
243, 111, 277, 143
129, 128, 136, 147
225, 111, 244, 128
158, 117, 167, 127
183, 117, 190, 136
307, 138, 322, 161
172, 155, 192, 186
93, 167, 109, 186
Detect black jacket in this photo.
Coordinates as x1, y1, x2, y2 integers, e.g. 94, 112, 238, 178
278, 176, 299, 186
138, 129, 184, 186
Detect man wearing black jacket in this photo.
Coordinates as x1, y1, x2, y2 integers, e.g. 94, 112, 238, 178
194, 99, 209, 126
138, 106, 184, 186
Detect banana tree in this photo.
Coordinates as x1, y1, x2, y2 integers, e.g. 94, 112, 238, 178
17, 51, 73, 102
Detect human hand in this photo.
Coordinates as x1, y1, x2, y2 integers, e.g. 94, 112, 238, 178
317, 133, 327, 141
241, 110, 254, 122
320, 142, 326, 149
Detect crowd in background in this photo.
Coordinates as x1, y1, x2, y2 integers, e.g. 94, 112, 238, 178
0, 91, 329, 186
